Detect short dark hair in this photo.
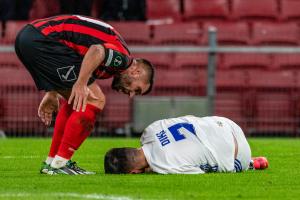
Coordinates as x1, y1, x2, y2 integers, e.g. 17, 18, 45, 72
136, 58, 155, 95
104, 147, 138, 174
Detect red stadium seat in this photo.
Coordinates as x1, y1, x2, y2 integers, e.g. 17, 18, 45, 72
174, 53, 208, 69
147, 0, 181, 21
248, 70, 295, 134
183, 0, 230, 21
173, 53, 208, 95
155, 69, 201, 87
216, 70, 246, 88
132, 53, 173, 69
272, 54, 300, 70
0, 68, 42, 135
202, 22, 250, 45
0, 21, 28, 44
231, 0, 278, 20
216, 70, 253, 130
253, 92, 295, 134
294, 73, 300, 89
248, 70, 294, 89
110, 22, 151, 45
152, 23, 202, 45
95, 79, 112, 93
214, 92, 246, 129
280, 0, 300, 21
0, 53, 23, 69
101, 92, 131, 129
0, 68, 35, 89
29, 0, 60, 20
154, 68, 206, 96
252, 22, 300, 45
221, 54, 272, 70
1, 91, 45, 135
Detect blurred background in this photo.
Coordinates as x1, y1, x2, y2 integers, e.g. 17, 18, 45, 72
1, 0, 300, 137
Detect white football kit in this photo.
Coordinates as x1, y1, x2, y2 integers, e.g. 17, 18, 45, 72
141, 116, 251, 174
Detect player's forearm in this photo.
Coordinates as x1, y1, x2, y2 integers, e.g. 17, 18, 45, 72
77, 44, 105, 85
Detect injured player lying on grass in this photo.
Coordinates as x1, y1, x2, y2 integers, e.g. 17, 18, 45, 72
104, 115, 269, 174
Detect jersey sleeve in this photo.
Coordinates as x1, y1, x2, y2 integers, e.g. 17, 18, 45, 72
102, 43, 132, 70
140, 127, 156, 145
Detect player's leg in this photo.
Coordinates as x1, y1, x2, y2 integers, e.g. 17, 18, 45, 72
224, 119, 252, 172
40, 99, 73, 174
15, 24, 102, 175
231, 125, 269, 171
226, 119, 269, 171
49, 82, 105, 175
46, 100, 71, 160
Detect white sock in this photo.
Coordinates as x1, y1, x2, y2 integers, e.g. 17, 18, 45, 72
45, 157, 54, 165
50, 155, 69, 169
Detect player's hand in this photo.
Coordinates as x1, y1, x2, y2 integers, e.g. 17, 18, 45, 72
68, 81, 98, 112
38, 92, 59, 126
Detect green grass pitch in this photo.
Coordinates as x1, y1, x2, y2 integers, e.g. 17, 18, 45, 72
0, 138, 300, 200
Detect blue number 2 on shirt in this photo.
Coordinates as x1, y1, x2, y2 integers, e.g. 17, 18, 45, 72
168, 123, 196, 141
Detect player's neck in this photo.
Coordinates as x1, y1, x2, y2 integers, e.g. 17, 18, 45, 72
138, 148, 149, 168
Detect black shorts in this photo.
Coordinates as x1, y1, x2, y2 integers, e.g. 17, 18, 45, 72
15, 24, 95, 91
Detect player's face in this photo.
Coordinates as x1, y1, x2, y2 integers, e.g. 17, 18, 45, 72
111, 74, 150, 98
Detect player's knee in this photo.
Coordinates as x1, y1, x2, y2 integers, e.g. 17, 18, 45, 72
98, 94, 106, 109
87, 82, 106, 110
88, 93, 105, 110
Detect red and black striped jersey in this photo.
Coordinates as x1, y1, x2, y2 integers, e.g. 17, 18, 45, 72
31, 15, 132, 79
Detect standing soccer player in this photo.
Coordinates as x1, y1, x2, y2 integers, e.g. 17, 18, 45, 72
14, 15, 155, 175
105, 115, 268, 174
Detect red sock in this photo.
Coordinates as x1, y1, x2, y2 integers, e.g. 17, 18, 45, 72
57, 104, 100, 160
48, 101, 73, 158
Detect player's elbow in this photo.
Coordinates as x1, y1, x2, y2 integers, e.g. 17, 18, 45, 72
90, 44, 104, 54
90, 44, 105, 62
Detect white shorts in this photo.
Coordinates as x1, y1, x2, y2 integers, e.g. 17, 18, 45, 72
222, 118, 252, 172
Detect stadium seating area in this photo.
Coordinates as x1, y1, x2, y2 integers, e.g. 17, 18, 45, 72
1, 0, 300, 136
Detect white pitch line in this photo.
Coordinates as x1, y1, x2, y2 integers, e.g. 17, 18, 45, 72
0, 193, 30, 198
0, 155, 99, 159
0, 155, 41, 159
0, 192, 134, 200
53, 192, 133, 200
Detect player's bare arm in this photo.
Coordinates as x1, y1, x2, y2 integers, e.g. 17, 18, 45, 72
38, 81, 106, 126
68, 44, 105, 112
38, 91, 59, 126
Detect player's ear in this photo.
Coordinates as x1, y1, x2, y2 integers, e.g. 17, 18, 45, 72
127, 59, 138, 72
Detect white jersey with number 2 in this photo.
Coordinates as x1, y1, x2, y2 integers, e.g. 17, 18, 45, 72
141, 115, 251, 174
